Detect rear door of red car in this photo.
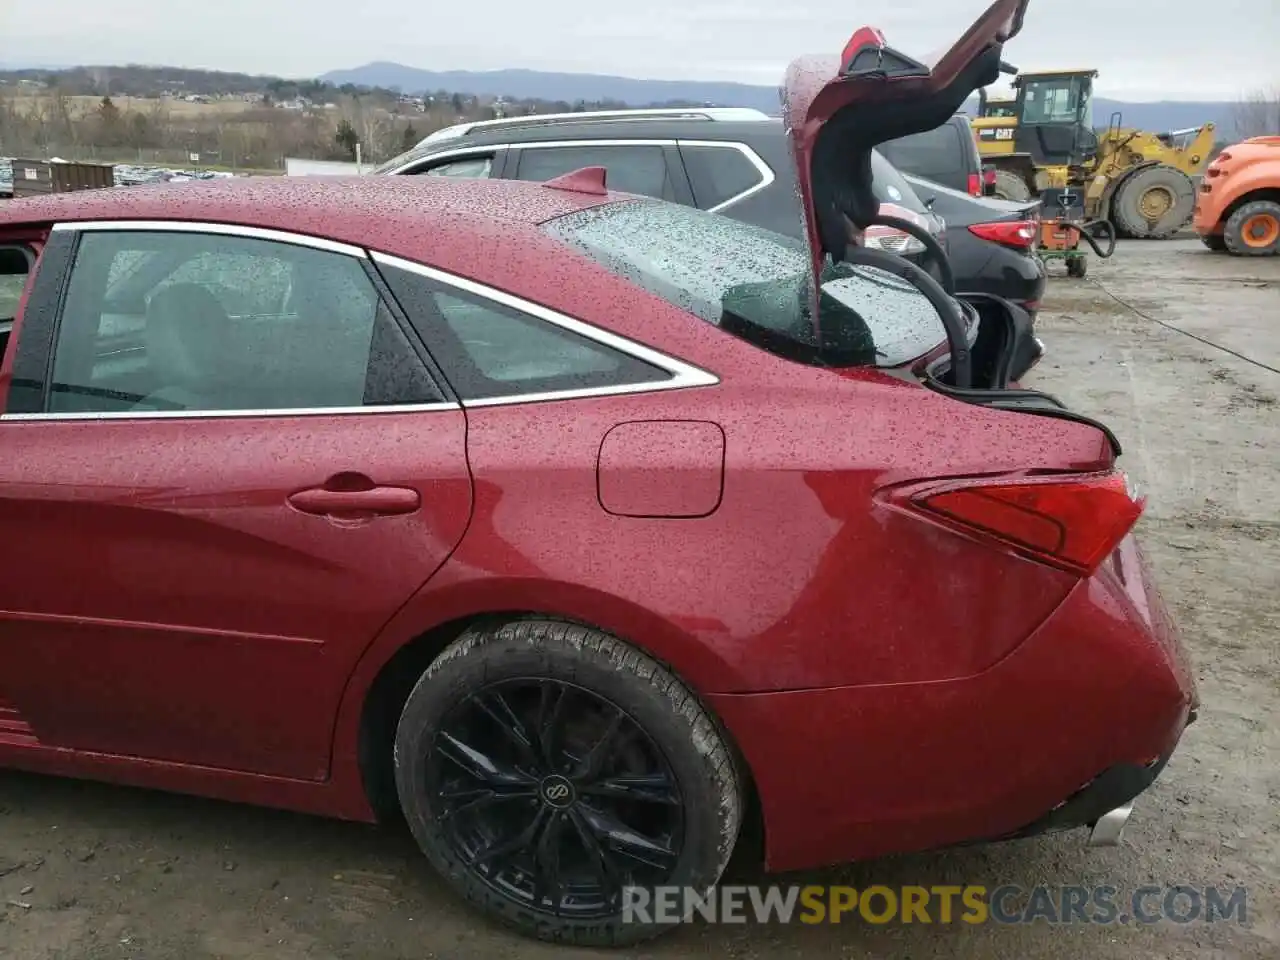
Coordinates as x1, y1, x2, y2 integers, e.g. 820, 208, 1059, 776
0, 220, 472, 780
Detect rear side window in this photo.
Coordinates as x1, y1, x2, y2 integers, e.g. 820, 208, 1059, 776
513, 144, 678, 201
376, 261, 673, 402
879, 123, 970, 183
679, 144, 767, 210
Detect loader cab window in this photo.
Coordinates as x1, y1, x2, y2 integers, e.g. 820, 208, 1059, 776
1020, 77, 1092, 127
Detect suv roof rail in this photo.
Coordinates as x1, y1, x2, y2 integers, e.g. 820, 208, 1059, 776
414, 107, 773, 148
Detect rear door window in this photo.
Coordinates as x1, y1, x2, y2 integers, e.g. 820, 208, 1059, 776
511, 144, 680, 201
678, 144, 768, 210
44, 230, 440, 414
878, 123, 970, 191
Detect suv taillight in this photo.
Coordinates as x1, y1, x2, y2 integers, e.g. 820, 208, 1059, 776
902, 471, 1145, 575
968, 219, 1037, 250
967, 173, 982, 197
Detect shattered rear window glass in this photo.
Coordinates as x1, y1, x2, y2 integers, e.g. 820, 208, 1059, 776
543, 198, 946, 368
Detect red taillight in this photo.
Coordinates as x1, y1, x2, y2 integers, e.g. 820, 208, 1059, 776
907, 471, 1144, 575
983, 167, 997, 186
967, 173, 982, 197
841, 26, 887, 71
968, 219, 1038, 249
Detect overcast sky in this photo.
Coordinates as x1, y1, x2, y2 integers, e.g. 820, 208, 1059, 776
4, 0, 1276, 101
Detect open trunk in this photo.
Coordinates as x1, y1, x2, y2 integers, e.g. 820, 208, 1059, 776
776, 0, 1119, 451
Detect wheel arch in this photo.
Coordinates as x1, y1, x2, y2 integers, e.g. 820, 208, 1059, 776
1221, 187, 1280, 230
334, 582, 763, 845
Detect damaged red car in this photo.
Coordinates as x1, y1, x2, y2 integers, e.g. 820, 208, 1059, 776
0, 0, 1195, 947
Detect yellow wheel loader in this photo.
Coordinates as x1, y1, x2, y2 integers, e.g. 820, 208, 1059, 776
971, 68, 1217, 238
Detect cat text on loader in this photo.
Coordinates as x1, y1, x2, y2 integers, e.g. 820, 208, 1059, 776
972, 68, 1217, 238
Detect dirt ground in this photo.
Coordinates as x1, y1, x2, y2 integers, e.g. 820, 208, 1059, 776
2, 239, 1278, 959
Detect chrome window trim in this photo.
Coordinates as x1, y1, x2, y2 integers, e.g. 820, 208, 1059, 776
10, 221, 719, 422
1, 402, 462, 422
371, 251, 720, 407
51, 220, 367, 260
674, 139, 775, 213
387, 138, 774, 215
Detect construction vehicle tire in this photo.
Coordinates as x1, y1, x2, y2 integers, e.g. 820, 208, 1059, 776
1111, 165, 1196, 239
1200, 234, 1228, 252
1067, 256, 1088, 278
1223, 200, 1280, 257
990, 169, 1033, 202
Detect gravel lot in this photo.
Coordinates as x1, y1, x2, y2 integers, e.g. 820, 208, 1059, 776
1, 238, 1277, 960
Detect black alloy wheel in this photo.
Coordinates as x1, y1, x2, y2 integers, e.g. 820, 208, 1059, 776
429, 677, 685, 918
393, 619, 743, 946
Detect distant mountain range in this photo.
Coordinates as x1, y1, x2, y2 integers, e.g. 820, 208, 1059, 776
320, 63, 1239, 135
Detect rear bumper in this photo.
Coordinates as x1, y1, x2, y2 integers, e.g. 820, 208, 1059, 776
710, 533, 1197, 874
999, 721, 1191, 845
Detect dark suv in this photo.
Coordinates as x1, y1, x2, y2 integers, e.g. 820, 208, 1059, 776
374, 108, 946, 263
876, 113, 992, 197
373, 108, 1044, 377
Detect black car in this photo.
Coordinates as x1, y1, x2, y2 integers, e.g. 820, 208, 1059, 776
373, 108, 1043, 377
905, 174, 1044, 303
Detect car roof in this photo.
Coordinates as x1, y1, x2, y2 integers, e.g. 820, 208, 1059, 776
458, 117, 782, 147
0, 174, 619, 262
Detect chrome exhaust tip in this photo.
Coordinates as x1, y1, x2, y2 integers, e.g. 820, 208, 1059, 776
1088, 802, 1134, 847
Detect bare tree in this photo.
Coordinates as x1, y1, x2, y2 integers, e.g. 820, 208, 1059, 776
1233, 85, 1280, 140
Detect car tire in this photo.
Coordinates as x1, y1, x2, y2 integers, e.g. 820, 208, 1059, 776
1223, 200, 1280, 257
393, 618, 744, 947
1200, 233, 1228, 252
1111, 165, 1195, 239
991, 169, 1032, 202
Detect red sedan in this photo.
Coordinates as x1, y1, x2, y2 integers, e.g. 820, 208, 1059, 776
0, 0, 1195, 946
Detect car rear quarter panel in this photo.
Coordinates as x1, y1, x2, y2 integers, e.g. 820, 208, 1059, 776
349, 230, 1115, 697
707, 537, 1195, 871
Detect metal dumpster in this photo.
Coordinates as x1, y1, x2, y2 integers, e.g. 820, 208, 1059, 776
10, 159, 115, 198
